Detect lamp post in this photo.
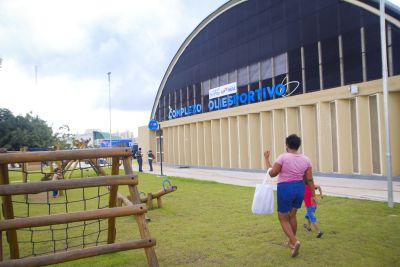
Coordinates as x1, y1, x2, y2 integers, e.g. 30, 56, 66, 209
379, 0, 394, 208
107, 72, 112, 148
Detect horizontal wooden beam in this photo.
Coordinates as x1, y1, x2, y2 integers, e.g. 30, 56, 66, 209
0, 148, 132, 164
152, 186, 178, 198
117, 192, 133, 206
0, 175, 137, 196
0, 238, 156, 267
139, 186, 178, 202
0, 204, 147, 231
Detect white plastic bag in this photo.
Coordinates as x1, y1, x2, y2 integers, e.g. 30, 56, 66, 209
251, 168, 274, 215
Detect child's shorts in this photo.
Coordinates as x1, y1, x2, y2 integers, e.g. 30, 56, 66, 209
305, 206, 317, 224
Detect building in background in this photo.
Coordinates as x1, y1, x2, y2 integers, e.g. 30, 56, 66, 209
139, 0, 400, 176
75, 130, 136, 148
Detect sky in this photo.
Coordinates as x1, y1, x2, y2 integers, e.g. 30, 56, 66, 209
0, 0, 226, 136
0, 0, 399, 137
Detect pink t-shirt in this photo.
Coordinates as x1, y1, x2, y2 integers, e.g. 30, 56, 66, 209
275, 152, 312, 183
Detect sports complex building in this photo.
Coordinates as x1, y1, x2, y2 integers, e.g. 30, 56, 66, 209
139, 0, 400, 177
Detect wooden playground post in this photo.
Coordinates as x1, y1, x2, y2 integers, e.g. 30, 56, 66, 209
147, 193, 153, 209
20, 147, 28, 201
0, 162, 19, 259
122, 157, 159, 267
156, 196, 163, 209
107, 156, 120, 244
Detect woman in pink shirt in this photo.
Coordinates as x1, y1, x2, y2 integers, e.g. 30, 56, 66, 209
264, 134, 317, 257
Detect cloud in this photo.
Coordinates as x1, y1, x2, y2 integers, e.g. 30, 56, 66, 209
0, 0, 228, 134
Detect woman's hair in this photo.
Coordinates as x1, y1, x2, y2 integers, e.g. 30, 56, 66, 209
286, 134, 302, 150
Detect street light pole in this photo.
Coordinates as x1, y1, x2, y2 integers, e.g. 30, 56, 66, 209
107, 72, 112, 148
379, 0, 394, 208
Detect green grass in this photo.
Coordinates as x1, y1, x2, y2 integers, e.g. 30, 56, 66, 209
2, 169, 400, 266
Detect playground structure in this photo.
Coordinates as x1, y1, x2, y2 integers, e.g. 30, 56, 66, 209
0, 148, 158, 266
126, 180, 177, 210
17, 140, 109, 200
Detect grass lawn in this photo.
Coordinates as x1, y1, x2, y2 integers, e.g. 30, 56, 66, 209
2, 169, 400, 266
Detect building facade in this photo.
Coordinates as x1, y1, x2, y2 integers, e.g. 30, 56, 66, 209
140, 0, 400, 176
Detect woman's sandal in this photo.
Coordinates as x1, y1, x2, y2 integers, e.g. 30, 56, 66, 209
291, 241, 301, 257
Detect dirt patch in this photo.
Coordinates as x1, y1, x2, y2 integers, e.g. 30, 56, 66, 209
30, 192, 50, 202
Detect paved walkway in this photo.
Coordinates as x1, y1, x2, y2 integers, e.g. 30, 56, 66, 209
137, 163, 400, 203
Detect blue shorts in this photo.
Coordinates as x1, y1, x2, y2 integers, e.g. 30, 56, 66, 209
305, 206, 317, 224
277, 180, 305, 213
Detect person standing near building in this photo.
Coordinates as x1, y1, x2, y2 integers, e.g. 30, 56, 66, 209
147, 150, 155, 172
135, 148, 143, 172
263, 134, 316, 257
52, 168, 63, 198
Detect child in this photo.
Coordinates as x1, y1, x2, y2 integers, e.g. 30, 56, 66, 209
52, 168, 62, 198
303, 183, 323, 238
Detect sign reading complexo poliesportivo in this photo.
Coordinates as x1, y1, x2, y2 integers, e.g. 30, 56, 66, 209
168, 77, 299, 120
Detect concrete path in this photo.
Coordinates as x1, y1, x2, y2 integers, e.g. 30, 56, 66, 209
137, 163, 400, 203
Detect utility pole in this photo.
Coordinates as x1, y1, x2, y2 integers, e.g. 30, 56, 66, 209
107, 72, 112, 148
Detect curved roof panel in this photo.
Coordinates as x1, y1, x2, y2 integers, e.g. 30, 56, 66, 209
151, 0, 400, 119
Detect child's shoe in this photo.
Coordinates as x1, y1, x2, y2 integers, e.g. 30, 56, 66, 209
303, 224, 311, 232
317, 231, 323, 238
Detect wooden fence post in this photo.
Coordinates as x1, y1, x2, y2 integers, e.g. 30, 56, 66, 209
0, 161, 19, 259
122, 158, 159, 267
107, 157, 120, 244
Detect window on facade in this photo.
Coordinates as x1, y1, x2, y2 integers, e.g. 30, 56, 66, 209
274, 53, 287, 76
228, 70, 237, 83
342, 29, 363, 84
202, 80, 210, 96
238, 66, 248, 86
321, 36, 341, 89
203, 94, 209, 112
392, 25, 400, 75
181, 87, 187, 107
219, 73, 228, 85
195, 83, 202, 105
304, 43, 320, 93
365, 24, 382, 81
187, 85, 195, 105
201, 81, 210, 112
288, 48, 303, 95
249, 63, 259, 83
261, 59, 273, 80
170, 92, 176, 110
211, 76, 219, 89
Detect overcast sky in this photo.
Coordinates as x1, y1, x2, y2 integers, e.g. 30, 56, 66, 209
0, 0, 399, 137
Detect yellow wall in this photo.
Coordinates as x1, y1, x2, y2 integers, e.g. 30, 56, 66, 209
140, 76, 400, 176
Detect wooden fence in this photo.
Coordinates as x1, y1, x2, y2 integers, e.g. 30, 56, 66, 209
0, 148, 158, 267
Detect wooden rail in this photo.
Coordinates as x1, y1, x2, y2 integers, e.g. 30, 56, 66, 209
129, 186, 178, 209
0, 175, 137, 196
0, 148, 132, 164
0, 205, 147, 231
0, 238, 156, 267
117, 192, 133, 207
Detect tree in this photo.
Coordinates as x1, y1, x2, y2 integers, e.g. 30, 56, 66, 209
0, 108, 56, 151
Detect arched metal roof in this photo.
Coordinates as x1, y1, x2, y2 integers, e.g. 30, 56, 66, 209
150, 0, 400, 119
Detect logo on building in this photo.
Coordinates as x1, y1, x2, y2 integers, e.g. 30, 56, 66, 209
168, 75, 300, 120
168, 104, 202, 120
